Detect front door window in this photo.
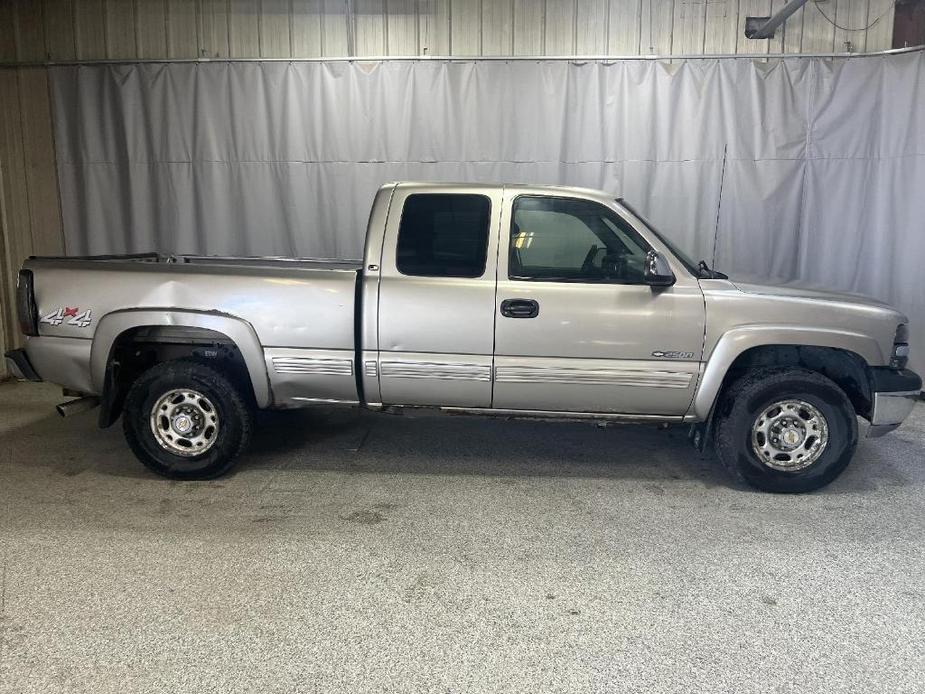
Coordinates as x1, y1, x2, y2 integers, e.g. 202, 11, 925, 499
510, 196, 650, 284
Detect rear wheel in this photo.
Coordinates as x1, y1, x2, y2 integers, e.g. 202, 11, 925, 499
714, 368, 858, 493
123, 360, 252, 479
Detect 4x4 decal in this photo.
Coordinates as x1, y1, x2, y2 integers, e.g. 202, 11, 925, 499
40, 307, 93, 328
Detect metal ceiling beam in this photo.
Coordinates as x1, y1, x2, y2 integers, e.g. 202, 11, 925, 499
745, 0, 812, 40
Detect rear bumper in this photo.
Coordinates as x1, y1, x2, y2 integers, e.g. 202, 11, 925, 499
867, 368, 922, 438
4, 348, 42, 382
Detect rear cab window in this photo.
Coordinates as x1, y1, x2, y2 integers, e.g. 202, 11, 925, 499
396, 194, 492, 278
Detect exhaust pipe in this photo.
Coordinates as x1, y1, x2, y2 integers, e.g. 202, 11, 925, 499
56, 396, 100, 417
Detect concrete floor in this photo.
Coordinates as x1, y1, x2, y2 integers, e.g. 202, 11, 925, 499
0, 381, 923, 694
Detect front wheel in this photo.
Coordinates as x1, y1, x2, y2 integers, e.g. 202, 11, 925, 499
714, 368, 858, 493
122, 360, 253, 479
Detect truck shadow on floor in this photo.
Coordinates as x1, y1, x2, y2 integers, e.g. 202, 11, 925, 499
236, 407, 916, 494
0, 404, 918, 494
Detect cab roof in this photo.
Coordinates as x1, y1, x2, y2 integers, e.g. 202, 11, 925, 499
387, 181, 617, 203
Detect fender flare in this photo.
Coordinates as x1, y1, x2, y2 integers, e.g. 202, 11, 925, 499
691, 325, 883, 420
91, 309, 272, 408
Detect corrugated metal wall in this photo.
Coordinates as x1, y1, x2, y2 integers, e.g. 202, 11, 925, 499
0, 0, 902, 372
0, 0, 900, 61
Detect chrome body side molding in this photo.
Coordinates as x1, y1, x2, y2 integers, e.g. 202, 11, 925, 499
381, 360, 492, 382
494, 365, 693, 389
272, 356, 353, 376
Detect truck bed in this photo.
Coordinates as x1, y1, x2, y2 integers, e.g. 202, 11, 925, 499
23, 252, 363, 408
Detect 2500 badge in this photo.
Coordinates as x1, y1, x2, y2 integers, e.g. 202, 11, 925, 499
40, 307, 93, 328
651, 350, 695, 359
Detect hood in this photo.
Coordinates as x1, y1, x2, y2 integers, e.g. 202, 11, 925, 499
726, 275, 896, 312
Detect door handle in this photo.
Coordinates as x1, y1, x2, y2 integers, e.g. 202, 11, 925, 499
500, 298, 539, 318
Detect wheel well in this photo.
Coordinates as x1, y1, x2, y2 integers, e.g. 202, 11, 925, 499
719, 345, 873, 419
99, 325, 256, 428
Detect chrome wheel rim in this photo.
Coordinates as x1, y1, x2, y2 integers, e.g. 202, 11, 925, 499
150, 388, 220, 457
751, 399, 829, 472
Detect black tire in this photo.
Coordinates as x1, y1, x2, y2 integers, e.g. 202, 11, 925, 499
122, 360, 253, 479
714, 367, 858, 493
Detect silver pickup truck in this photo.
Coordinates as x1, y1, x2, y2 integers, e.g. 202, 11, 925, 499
6, 182, 921, 492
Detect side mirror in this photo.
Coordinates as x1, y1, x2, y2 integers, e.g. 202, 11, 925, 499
644, 251, 676, 287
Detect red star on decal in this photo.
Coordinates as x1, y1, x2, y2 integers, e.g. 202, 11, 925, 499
63, 307, 79, 317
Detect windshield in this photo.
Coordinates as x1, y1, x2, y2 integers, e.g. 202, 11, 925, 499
616, 198, 702, 277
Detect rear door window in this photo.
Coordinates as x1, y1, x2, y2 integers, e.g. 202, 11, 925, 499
396, 194, 492, 278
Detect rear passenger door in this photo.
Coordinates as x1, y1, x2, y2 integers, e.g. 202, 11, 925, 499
376, 185, 502, 407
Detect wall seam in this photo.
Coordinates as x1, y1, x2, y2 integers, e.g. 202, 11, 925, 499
14, 70, 35, 263
44, 66, 67, 256
0, 144, 14, 364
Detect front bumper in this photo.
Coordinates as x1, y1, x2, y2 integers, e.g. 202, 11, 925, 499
867, 368, 922, 437
4, 348, 42, 382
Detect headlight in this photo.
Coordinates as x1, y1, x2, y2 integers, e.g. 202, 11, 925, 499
891, 324, 909, 369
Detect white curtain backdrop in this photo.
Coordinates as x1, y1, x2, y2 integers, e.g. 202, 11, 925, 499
50, 51, 925, 374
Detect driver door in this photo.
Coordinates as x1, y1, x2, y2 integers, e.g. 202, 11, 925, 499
492, 192, 705, 415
